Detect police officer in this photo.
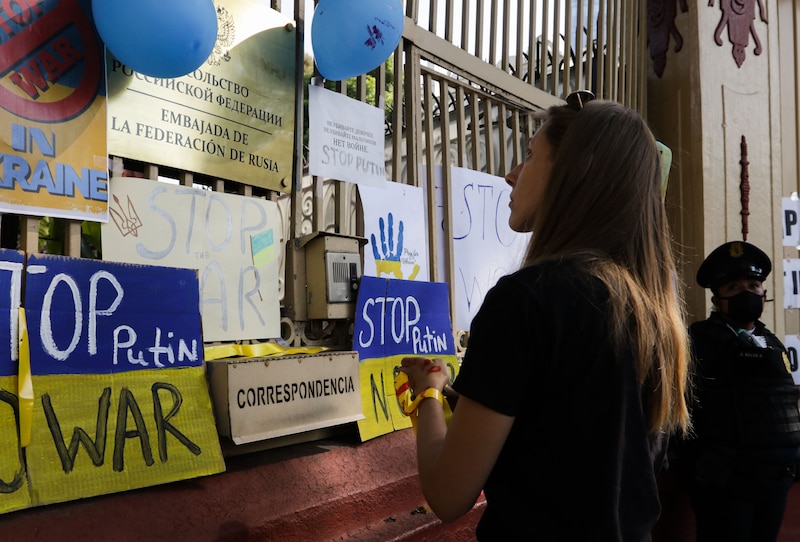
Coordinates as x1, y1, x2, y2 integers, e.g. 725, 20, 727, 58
681, 240, 800, 542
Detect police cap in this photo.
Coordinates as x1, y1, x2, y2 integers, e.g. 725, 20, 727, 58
696, 241, 771, 289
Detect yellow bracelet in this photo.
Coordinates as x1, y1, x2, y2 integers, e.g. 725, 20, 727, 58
403, 387, 444, 415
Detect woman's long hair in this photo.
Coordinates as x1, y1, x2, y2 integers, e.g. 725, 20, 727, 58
523, 100, 690, 436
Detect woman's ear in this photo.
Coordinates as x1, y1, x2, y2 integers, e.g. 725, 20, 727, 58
710, 295, 719, 309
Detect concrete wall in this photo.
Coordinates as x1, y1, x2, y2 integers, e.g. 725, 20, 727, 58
648, 0, 790, 333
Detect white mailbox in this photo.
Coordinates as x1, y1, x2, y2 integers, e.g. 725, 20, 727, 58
207, 351, 364, 444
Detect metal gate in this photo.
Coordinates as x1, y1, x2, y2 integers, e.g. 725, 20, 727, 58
288, 0, 649, 342
2, 0, 649, 348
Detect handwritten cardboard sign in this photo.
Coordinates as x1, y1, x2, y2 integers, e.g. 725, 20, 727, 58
106, 0, 296, 192
0, 0, 108, 221
8, 254, 225, 508
353, 276, 458, 441
101, 176, 282, 342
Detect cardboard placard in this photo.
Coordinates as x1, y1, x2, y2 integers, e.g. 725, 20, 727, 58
353, 276, 458, 441
102, 176, 282, 342
0, 254, 225, 511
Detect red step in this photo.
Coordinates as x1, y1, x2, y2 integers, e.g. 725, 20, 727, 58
0, 428, 483, 541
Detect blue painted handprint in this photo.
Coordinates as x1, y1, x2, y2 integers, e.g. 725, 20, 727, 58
371, 213, 419, 279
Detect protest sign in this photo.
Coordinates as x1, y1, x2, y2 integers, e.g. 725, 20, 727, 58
20, 254, 224, 506
782, 335, 800, 385
353, 276, 458, 441
101, 176, 281, 342
359, 183, 429, 282
308, 85, 387, 188
432, 166, 529, 331
0, 0, 108, 221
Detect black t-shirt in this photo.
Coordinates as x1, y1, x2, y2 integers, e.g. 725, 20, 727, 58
453, 263, 664, 541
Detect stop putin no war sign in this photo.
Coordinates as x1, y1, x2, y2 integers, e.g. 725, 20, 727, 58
0, 251, 224, 514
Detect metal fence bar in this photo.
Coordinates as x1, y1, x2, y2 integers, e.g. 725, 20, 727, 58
461, 0, 471, 50
475, 0, 485, 59
563, 0, 573, 95
515, 0, 525, 79
596, 0, 606, 98
550, 0, 560, 95
501, 0, 511, 72
489, 0, 499, 66
575, 0, 585, 91
390, 47, 405, 183
455, 85, 468, 168
469, 89, 482, 169
585, 0, 596, 93
438, 78, 457, 319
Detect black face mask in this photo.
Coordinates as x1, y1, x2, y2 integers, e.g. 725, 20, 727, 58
718, 290, 765, 324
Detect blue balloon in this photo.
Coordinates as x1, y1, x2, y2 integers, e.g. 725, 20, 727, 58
93, 0, 218, 78
311, 0, 404, 81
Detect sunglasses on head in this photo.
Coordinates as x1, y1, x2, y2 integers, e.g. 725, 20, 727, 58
565, 90, 596, 111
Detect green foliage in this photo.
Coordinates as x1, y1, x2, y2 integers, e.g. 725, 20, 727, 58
38, 216, 63, 255
81, 221, 102, 259
37, 217, 102, 258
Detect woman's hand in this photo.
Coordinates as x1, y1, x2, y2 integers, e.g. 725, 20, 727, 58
399, 356, 451, 395
399, 358, 514, 523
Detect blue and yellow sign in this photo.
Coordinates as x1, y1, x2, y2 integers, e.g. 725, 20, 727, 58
353, 276, 458, 441
0, 0, 108, 221
0, 254, 224, 513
